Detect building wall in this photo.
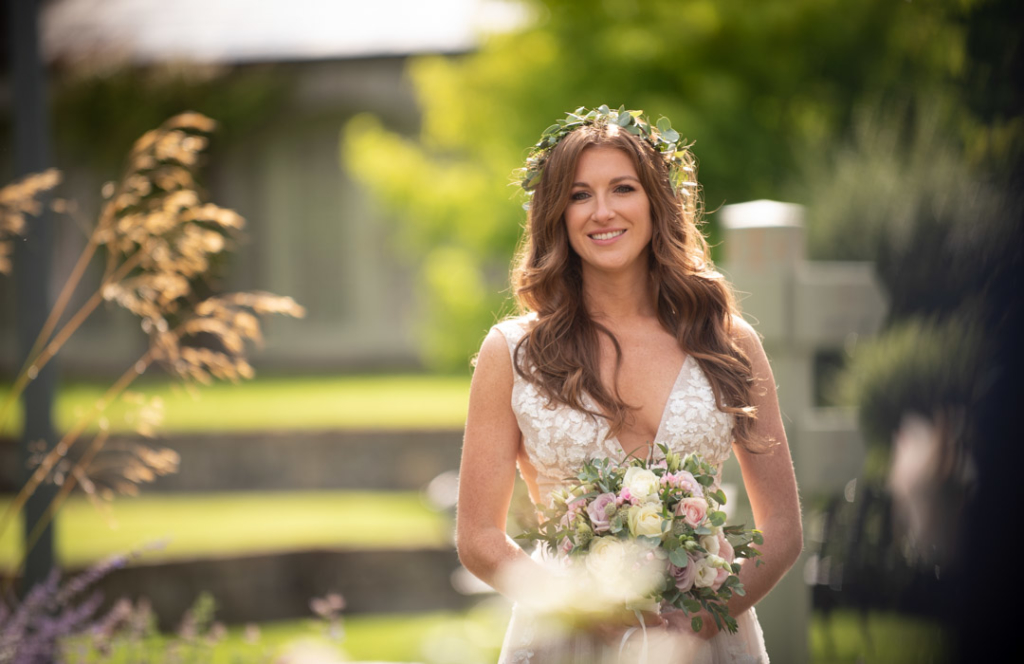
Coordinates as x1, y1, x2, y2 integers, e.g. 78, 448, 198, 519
1, 57, 425, 376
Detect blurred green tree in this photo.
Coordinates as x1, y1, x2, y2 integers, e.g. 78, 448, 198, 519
343, 0, 970, 370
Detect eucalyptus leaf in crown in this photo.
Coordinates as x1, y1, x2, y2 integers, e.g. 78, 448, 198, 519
519, 105, 698, 196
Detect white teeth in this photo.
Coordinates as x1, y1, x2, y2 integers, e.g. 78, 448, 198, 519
590, 230, 625, 240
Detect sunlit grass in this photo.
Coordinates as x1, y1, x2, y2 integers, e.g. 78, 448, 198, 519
811, 609, 948, 663
0, 374, 471, 436
64, 605, 947, 664
63, 604, 511, 664
0, 491, 450, 570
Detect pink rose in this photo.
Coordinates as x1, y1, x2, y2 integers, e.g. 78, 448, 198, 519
712, 566, 730, 591
718, 533, 735, 563
675, 497, 708, 528
559, 536, 573, 555
559, 497, 587, 528
586, 493, 618, 533
669, 557, 697, 592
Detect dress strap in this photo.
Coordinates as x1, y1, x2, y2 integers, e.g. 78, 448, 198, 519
492, 315, 535, 372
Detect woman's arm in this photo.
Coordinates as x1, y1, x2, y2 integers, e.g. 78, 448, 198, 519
455, 328, 537, 596
685, 317, 804, 638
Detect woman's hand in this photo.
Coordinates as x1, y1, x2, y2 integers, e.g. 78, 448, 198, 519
663, 607, 720, 641
585, 606, 666, 647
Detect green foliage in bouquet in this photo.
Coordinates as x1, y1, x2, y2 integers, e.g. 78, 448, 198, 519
517, 446, 762, 634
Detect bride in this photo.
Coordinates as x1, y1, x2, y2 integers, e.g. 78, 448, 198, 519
456, 106, 802, 662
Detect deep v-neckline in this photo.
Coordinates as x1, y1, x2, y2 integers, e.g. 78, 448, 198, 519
599, 354, 693, 461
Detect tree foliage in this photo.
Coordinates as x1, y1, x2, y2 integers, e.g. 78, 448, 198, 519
343, 0, 973, 369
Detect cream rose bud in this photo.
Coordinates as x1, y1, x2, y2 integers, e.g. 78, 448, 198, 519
699, 534, 720, 556
707, 554, 728, 569
693, 558, 719, 589
622, 467, 661, 502
627, 503, 665, 538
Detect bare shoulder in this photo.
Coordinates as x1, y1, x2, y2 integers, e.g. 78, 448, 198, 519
729, 314, 767, 363
475, 326, 514, 383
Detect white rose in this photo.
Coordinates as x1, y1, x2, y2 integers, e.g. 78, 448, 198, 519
585, 536, 627, 578
627, 503, 665, 538
693, 557, 719, 588
699, 534, 720, 556
622, 467, 661, 502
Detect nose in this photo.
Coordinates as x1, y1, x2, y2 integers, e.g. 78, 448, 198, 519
592, 194, 615, 224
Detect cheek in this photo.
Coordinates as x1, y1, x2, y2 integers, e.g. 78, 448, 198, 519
563, 212, 587, 252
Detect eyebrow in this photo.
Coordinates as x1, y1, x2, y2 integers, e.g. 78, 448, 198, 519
571, 175, 640, 188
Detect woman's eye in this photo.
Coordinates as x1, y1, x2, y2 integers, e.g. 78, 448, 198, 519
570, 191, 590, 201
615, 184, 636, 194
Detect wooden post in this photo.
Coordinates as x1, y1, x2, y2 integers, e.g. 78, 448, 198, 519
7, 0, 59, 594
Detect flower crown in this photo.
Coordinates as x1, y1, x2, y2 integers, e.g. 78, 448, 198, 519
519, 105, 697, 196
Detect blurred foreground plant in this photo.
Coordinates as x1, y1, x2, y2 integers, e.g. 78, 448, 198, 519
0, 113, 304, 646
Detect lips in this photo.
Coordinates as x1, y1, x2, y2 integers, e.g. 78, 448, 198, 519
589, 229, 626, 241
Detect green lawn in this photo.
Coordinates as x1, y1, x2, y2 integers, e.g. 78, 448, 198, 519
0, 374, 471, 436
0, 491, 451, 570
63, 603, 511, 663
811, 609, 948, 663
63, 605, 948, 664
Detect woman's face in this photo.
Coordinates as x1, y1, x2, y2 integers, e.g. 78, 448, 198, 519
564, 146, 653, 278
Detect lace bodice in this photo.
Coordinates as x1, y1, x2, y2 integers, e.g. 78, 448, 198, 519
494, 315, 735, 506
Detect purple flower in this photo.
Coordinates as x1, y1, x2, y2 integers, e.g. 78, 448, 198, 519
669, 556, 698, 592
586, 492, 618, 532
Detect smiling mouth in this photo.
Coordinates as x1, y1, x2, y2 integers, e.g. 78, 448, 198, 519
589, 229, 626, 241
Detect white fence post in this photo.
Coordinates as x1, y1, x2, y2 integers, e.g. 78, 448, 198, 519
719, 200, 886, 664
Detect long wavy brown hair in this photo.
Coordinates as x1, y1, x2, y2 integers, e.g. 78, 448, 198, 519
510, 120, 767, 453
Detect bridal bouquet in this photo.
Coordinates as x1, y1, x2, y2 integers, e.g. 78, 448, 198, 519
517, 446, 762, 634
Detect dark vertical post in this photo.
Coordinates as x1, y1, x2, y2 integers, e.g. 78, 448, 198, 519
7, 0, 58, 594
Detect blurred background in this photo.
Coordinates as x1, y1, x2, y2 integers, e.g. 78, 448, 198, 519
1, 0, 1021, 662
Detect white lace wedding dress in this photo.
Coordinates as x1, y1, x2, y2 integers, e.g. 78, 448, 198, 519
493, 316, 769, 664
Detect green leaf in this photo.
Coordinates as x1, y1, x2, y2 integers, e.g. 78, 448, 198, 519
661, 128, 680, 143
710, 511, 726, 527
695, 525, 711, 536
712, 489, 727, 505
669, 548, 690, 567
657, 117, 672, 133
617, 112, 632, 127
682, 597, 701, 613
691, 616, 703, 633
752, 532, 764, 545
